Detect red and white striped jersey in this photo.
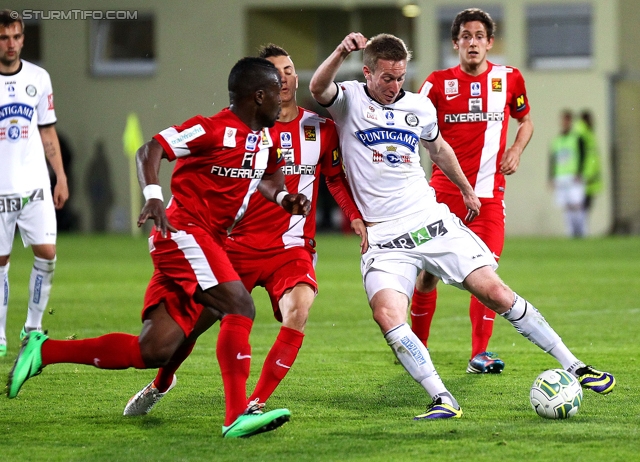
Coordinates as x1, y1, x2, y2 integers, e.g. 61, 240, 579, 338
229, 107, 360, 252
153, 108, 281, 238
420, 61, 530, 199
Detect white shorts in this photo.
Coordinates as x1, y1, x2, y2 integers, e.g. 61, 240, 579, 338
554, 177, 585, 207
361, 202, 498, 301
0, 188, 57, 255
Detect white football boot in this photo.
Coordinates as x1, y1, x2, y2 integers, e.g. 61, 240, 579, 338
123, 375, 177, 416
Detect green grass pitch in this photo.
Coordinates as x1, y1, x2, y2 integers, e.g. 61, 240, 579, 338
0, 234, 638, 461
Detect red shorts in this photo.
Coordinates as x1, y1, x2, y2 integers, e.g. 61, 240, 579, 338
225, 240, 317, 322
436, 191, 505, 260
142, 227, 240, 336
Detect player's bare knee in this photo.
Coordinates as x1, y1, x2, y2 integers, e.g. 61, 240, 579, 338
198, 282, 255, 318
139, 341, 174, 368
225, 290, 255, 317
481, 283, 513, 313
32, 245, 56, 261
281, 306, 309, 332
371, 306, 400, 333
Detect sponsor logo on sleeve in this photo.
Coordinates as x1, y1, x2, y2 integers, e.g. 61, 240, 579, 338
47, 93, 54, 110
168, 124, 205, 147
516, 94, 527, 112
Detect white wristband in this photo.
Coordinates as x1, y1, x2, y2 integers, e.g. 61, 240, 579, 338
275, 190, 288, 207
143, 184, 164, 202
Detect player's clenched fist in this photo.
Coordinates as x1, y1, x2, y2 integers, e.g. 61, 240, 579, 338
338, 32, 368, 55
281, 193, 311, 216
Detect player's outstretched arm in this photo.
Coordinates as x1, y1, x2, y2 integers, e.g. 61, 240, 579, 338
423, 133, 480, 223
136, 138, 176, 237
309, 32, 368, 105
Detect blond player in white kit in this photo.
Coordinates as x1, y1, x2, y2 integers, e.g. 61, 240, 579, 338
0, 10, 68, 356
309, 32, 615, 419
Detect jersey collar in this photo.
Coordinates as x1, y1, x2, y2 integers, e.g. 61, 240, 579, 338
0, 60, 23, 77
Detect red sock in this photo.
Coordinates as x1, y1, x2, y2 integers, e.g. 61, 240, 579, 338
41, 333, 146, 369
470, 296, 496, 358
248, 326, 304, 404
217, 314, 253, 426
154, 341, 195, 392
410, 288, 437, 347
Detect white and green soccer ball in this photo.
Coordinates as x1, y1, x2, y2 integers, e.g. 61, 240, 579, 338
530, 369, 583, 419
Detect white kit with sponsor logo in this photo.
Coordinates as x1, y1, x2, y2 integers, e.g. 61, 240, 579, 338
326, 80, 440, 223
0, 60, 56, 195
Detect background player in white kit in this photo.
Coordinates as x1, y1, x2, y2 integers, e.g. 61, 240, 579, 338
309, 32, 615, 419
0, 10, 68, 356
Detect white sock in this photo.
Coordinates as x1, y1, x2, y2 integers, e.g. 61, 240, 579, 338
501, 293, 562, 352
384, 323, 455, 406
0, 263, 8, 342
548, 344, 583, 371
26, 256, 56, 329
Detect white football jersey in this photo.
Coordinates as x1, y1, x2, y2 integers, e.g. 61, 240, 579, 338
326, 80, 440, 222
0, 60, 56, 194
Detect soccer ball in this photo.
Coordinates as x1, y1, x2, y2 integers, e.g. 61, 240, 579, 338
530, 369, 583, 419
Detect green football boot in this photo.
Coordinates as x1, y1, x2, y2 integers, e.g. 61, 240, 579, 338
7, 331, 47, 398
222, 403, 290, 438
